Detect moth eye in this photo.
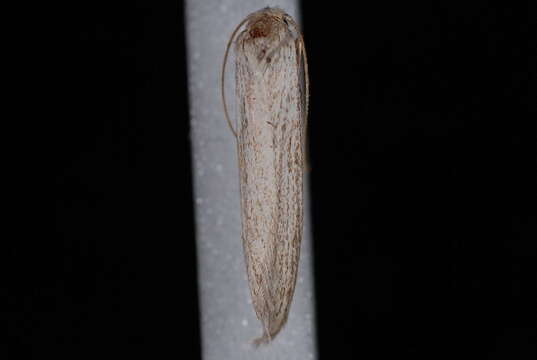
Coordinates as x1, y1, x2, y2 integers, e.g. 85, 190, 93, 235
266, 57, 271, 63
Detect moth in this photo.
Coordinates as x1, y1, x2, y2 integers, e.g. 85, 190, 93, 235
221, 7, 309, 345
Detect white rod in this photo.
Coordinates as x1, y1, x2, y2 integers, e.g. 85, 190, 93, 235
185, 1, 316, 359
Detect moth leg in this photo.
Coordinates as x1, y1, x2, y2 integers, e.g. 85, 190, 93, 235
297, 36, 310, 172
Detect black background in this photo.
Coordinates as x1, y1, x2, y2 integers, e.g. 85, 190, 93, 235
15, 0, 537, 358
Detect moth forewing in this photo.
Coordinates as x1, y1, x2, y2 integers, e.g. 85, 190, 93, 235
222, 7, 308, 346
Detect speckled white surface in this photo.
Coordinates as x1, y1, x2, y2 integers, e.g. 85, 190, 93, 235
185, 1, 316, 359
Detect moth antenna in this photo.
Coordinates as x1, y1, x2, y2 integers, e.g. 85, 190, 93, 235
221, 16, 251, 138
284, 16, 309, 124
285, 16, 310, 170
301, 36, 309, 127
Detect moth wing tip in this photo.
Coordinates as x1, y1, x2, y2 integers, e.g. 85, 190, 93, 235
252, 333, 271, 348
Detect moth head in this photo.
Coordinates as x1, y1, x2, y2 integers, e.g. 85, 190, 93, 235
249, 18, 271, 39
237, 8, 298, 66
246, 7, 289, 39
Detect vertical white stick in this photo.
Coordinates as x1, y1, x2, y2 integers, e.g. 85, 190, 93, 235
185, 1, 316, 359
